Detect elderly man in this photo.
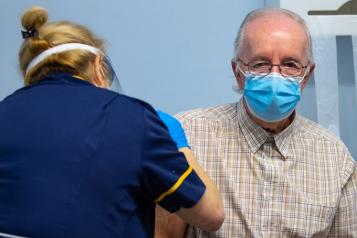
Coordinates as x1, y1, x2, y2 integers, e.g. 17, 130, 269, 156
155, 7, 357, 238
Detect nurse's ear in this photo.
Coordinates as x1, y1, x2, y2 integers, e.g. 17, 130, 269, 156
92, 55, 110, 88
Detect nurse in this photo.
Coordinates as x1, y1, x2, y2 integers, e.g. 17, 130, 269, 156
0, 6, 224, 238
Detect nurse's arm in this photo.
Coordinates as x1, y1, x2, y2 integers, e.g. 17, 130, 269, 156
155, 147, 224, 237
155, 206, 186, 238
176, 147, 224, 230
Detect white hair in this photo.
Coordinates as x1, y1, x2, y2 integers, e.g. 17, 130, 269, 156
233, 8, 313, 62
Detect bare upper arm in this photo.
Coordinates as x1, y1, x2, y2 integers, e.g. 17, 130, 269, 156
155, 205, 187, 238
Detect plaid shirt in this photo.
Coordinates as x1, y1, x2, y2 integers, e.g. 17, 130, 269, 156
176, 99, 357, 238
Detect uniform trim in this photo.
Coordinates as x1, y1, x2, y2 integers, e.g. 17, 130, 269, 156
154, 165, 193, 203
72, 75, 85, 81
0, 231, 30, 238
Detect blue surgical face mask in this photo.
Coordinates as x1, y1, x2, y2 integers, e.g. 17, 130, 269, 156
243, 72, 301, 122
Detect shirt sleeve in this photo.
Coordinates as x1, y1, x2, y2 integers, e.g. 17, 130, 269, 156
328, 152, 357, 237
139, 105, 206, 213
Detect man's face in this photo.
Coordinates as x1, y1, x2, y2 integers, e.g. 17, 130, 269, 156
233, 14, 315, 90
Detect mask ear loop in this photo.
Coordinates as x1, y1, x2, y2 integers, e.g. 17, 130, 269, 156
232, 62, 246, 94
300, 64, 311, 83
291, 64, 311, 84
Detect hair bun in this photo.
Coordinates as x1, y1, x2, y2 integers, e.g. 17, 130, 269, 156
21, 6, 48, 31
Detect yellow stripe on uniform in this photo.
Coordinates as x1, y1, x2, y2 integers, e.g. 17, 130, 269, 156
154, 166, 193, 203
72, 75, 86, 80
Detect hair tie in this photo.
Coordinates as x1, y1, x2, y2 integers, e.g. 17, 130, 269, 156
21, 28, 37, 39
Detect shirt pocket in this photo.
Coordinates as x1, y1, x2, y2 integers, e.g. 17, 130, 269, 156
281, 202, 337, 237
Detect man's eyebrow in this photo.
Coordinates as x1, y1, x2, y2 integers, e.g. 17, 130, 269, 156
249, 56, 271, 62
248, 56, 303, 63
281, 56, 301, 62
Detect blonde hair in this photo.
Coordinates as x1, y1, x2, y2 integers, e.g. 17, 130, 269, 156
19, 6, 111, 85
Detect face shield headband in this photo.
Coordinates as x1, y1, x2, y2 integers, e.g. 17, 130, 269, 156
25, 43, 122, 93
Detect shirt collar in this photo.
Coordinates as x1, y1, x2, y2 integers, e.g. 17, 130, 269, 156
273, 115, 297, 158
237, 98, 298, 159
41, 72, 93, 86
237, 99, 270, 153
13, 73, 93, 95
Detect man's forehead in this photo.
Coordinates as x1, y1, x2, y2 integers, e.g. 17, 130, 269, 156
245, 13, 305, 35
240, 13, 309, 60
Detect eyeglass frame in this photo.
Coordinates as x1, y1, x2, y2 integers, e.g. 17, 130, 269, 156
236, 58, 310, 83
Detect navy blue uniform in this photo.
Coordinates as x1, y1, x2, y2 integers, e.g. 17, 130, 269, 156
0, 73, 205, 238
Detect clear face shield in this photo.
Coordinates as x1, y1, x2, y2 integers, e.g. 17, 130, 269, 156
103, 55, 122, 93
25, 43, 122, 93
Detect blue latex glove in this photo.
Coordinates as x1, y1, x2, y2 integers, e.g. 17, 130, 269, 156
156, 110, 190, 149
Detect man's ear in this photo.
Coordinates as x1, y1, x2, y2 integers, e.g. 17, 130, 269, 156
231, 60, 244, 90
92, 55, 109, 88
300, 63, 315, 90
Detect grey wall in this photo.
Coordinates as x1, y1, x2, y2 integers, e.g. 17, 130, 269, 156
336, 36, 357, 159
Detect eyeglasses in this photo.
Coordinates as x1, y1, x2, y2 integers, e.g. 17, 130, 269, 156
237, 58, 309, 79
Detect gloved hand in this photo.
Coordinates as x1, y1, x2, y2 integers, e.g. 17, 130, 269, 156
156, 110, 190, 149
